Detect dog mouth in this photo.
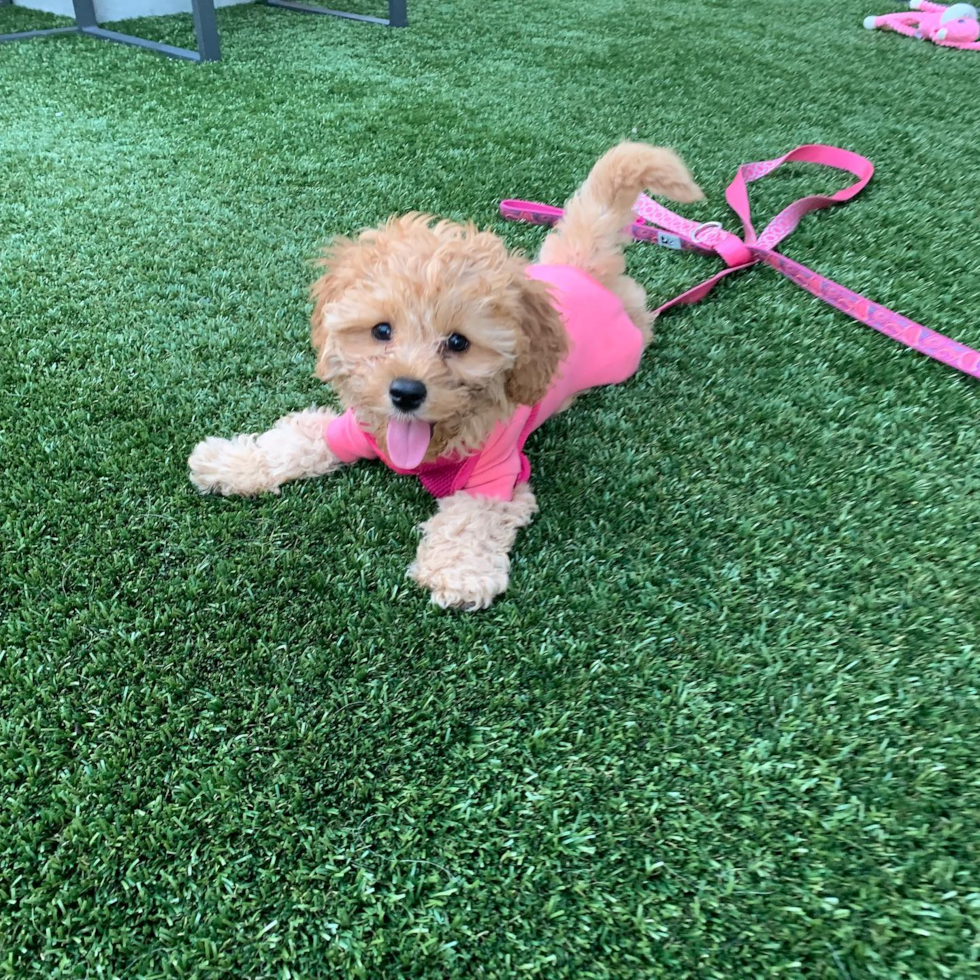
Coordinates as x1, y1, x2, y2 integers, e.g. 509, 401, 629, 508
385, 416, 433, 469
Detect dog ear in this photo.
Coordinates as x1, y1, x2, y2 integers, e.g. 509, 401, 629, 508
309, 237, 354, 360
505, 277, 569, 407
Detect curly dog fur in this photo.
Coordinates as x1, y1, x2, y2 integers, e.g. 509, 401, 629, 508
189, 142, 702, 609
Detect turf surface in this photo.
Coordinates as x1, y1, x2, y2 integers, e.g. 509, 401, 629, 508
2, 1, 979, 977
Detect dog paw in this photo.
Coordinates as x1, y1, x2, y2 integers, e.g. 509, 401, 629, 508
407, 553, 510, 611
407, 485, 536, 610
188, 435, 278, 497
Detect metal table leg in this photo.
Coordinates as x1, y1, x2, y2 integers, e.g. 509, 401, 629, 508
0, 0, 222, 61
264, 0, 407, 29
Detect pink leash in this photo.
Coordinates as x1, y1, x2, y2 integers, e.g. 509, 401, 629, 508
501, 144, 980, 380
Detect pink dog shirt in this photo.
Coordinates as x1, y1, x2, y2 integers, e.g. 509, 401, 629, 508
324, 264, 645, 501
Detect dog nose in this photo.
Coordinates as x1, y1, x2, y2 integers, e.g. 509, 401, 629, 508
389, 377, 427, 412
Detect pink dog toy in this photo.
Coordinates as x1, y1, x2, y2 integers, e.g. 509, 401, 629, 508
864, 1, 980, 48
501, 144, 980, 380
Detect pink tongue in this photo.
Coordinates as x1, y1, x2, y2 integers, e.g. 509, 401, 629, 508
386, 418, 431, 469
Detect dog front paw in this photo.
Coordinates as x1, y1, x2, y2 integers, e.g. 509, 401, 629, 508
407, 485, 537, 611
188, 435, 278, 497
408, 552, 510, 611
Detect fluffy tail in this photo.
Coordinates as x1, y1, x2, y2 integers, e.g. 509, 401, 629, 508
539, 142, 703, 284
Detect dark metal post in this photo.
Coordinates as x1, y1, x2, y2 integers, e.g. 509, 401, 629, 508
387, 0, 407, 27
192, 0, 222, 61
71, 0, 98, 29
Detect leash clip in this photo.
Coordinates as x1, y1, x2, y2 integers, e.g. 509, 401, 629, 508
691, 221, 723, 244
692, 220, 756, 267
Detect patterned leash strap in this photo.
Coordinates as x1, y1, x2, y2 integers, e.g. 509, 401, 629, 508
501, 144, 980, 380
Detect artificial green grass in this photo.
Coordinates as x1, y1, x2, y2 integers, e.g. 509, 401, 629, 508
1, 1, 979, 977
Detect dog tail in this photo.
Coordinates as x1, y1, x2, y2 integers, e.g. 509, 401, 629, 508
539, 142, 703, 284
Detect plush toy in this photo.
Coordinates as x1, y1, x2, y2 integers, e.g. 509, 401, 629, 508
864, 1, 980, 48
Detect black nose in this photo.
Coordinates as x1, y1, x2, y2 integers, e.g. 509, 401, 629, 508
389, 377, 427, 412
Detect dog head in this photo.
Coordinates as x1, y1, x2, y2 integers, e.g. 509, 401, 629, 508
310, 214, 567, 466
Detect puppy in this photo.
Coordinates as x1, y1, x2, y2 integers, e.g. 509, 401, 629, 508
189, 142, 703, 610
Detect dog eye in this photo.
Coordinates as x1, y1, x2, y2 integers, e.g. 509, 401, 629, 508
445, 333, 470, 353
371, 322, 393, 342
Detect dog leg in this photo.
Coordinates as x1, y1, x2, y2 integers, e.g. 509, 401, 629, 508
188, 408, 342, 496
408, 484, 538, 610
